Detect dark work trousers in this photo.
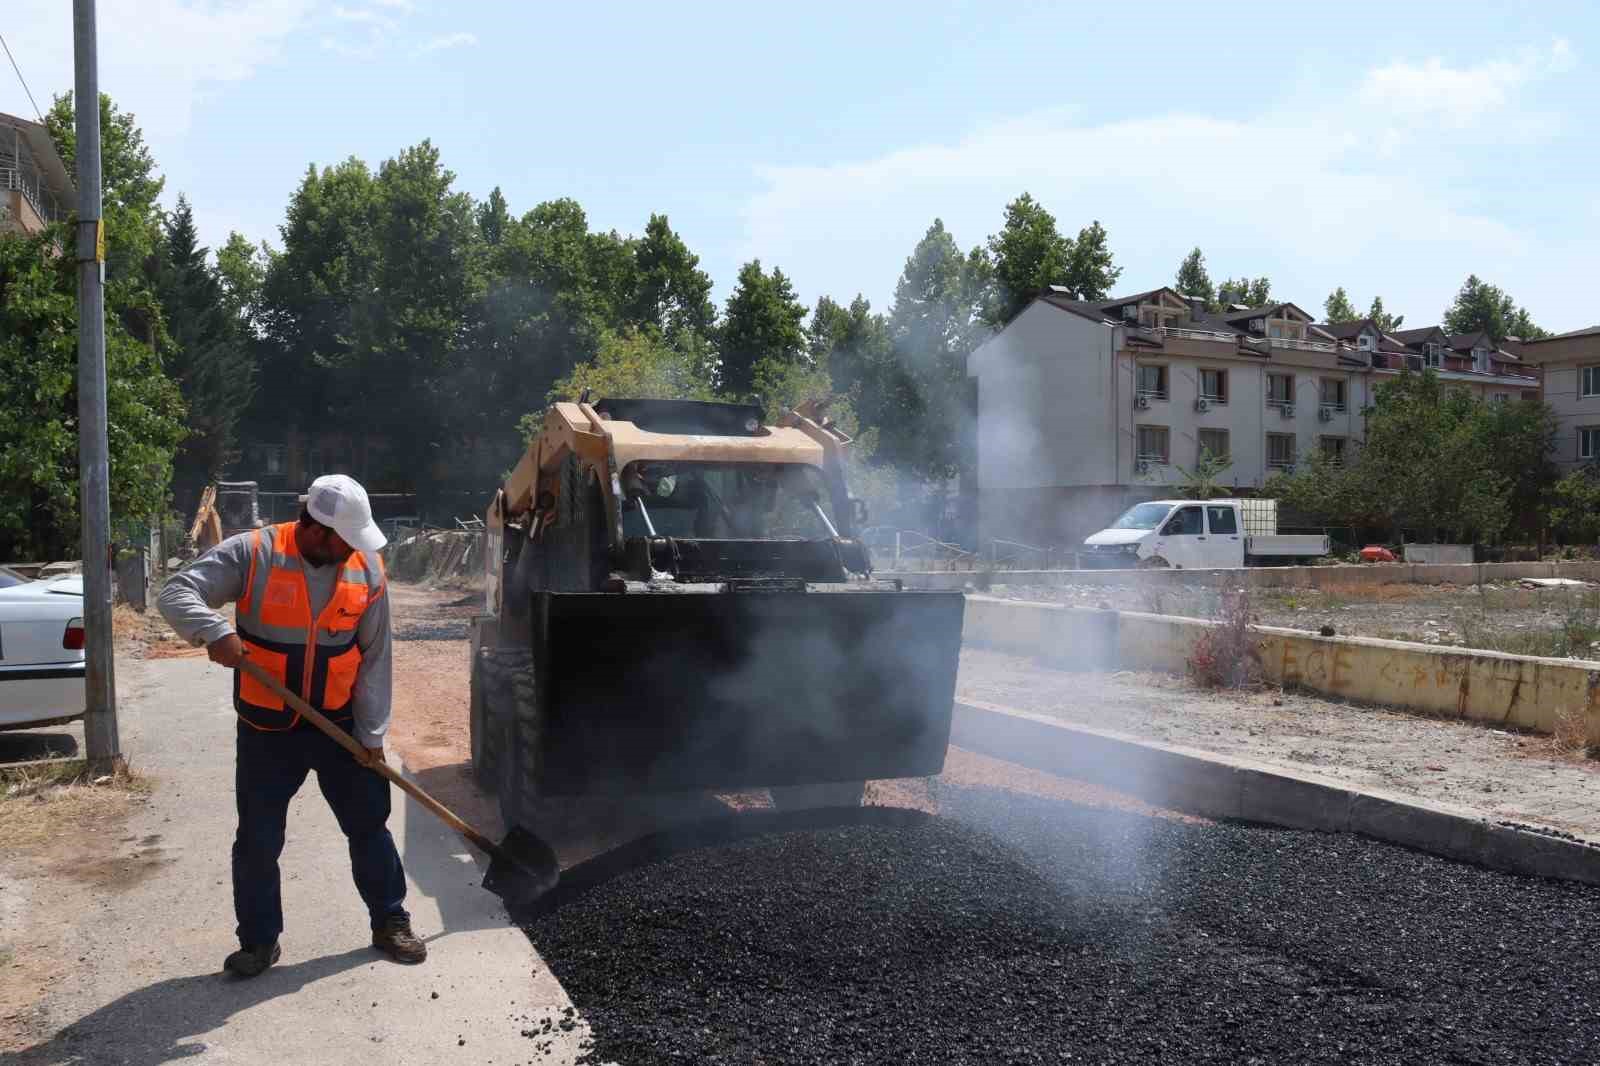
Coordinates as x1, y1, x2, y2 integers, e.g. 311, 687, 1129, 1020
233, 718, 408, 948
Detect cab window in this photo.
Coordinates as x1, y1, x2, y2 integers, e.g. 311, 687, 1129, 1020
1205, 506, 1238, 535
1164, 506, 1203, 535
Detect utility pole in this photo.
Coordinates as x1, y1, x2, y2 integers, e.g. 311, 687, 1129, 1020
74, 0, 119, 769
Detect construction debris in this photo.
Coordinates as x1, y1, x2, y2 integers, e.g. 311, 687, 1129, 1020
381, 529, 484, 586
1520, 577, 1594, 589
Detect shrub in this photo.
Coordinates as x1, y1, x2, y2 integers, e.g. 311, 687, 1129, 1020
1187, 587, 1261, 689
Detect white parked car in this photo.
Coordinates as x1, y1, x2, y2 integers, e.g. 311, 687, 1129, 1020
0, 568, 86, 729
1082, 499, 1330, 569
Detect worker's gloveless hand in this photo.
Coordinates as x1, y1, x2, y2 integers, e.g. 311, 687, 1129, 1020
207, 633, 246, 669
360, 744, 386, 767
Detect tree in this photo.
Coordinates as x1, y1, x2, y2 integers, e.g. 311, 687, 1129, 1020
715, 259, 807, 398
1323, 287, 1358, 322
215, 231, 266, 326
151, 196, 258, 511
527, 328, 715, 440
1215, 276, 1270, 309
475, 186, 510, 247
1547, 466, 1600, 544
1174, 247, 1214, 305
808, 293, 891, 399
1443, 275, 1547, 342
1063, 219, 1120, 301
0, 230, 185, 559
1367, 296, 1403, 332
982, 193, 1073, 325
627, 214, 715, 341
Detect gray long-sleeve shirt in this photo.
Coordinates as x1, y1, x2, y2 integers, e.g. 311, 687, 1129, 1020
157, 533, 393, 747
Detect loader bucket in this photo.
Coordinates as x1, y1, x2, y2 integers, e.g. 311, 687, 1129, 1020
530, 587, 965, 794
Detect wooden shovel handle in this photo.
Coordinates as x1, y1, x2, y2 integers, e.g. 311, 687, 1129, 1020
236, 656, 500, 855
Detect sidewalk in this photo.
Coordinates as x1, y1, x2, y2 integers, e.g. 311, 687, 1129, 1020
7, 654, 583, 1065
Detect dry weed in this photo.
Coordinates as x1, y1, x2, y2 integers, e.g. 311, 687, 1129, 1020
0, 761, 151, 853
1552, 704, 1592, 758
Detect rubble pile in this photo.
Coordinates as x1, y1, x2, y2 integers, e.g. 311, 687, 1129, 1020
381, 530, 484, 586
523, 788, 1600, 1065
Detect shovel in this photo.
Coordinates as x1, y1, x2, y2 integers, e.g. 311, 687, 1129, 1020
237, 657, 559, 907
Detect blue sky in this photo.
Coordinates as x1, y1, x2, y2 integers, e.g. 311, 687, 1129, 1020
5, 0, 1598, 332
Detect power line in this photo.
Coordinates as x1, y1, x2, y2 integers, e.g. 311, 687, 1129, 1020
0, 32, 45, 124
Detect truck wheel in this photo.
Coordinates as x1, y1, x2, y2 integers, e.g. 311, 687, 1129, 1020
1139, 556, 1171, 569
482, 647, 539, 829
769, 781, 866, 810
469, 648, 497, 790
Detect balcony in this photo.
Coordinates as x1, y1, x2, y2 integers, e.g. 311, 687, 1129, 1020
1268, 337, 1337, 353
1, 166, 63, 229
1155, 326, 1239, 344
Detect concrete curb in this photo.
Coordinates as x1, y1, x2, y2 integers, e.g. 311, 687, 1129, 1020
952, 698, 1600, 886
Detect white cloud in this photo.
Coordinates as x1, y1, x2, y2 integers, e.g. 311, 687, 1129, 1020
413, 32, 478, 57
331, 4, 398, 31
371, 0, 416, 8
739, 40, 1585, 331
0, 0, 315, 138
1360, 39, 1573, 129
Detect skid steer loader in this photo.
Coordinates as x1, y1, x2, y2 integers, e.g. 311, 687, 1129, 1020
469, 396, 965, 824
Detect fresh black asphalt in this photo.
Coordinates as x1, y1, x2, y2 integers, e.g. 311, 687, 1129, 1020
518, 788, 1600, 1065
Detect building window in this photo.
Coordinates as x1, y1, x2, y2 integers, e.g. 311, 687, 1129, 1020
1319, 378, 1346, 412
1472, 347, 1489, 373
1136, 364, 1168, 400
1357, 333, 1374, 351
1197, 428, 1230, 464
1199, 369, 1227, 403
1583, 366, 1600, 397
1491, 393, 1508, 405
1320, 436, 1347, 465
1137, 425, 1171, 465
1423, 342, 1443, 368
1582, 428, 1600, 462
1266, 373, 1294, 407
1266, 432, 1297, 470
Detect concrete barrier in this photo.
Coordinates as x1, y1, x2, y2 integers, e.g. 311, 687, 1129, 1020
883, 559, 1600, 592
962, 595, 1600, 745
952, 699, 1600, 885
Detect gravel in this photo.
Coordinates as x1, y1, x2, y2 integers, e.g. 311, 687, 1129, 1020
519, 789, 1600, 1065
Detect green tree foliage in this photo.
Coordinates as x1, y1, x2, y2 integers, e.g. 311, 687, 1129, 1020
215, 231, 266, 325
1323, 287, 1357, 322
1265, 370, 1548, 543
523, 329, 717, 442
715, 260, 807, 398
982, 193, 1071, 325
0, 231, 185, 559
1368, 296, 1403, 332
150, 196, 258, 510
1443, 275, 1548, 341
1547, 466, 1600, 544
1215, 276, 1271, 309
628, 214, 715, 341
1174, 247, 1214, 305
1065, 220, 1120, 301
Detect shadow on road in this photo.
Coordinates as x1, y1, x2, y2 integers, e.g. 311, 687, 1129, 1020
0, 729, 80, 764
7, 947, 374, 1066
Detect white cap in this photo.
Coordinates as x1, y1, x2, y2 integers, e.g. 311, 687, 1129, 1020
305, 474, 386, 552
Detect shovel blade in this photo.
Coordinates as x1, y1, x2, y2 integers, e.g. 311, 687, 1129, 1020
482, 826, 560, 906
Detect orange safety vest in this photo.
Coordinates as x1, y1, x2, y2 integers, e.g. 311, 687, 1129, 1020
233, 521, 386, 731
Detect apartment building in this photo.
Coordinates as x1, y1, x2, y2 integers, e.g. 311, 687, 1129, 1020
967, 286, 1372, 547
0, 112, 72, 237
1373, 326, 1538, 402
1515, 326, 1600, 471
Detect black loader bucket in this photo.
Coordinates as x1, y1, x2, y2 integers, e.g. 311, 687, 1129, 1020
529, 586, 965, 794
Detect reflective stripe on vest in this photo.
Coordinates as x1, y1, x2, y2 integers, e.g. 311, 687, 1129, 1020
233, 522, 386, 731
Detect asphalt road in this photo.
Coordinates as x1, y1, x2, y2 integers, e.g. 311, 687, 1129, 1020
522, 786, 1600, 1065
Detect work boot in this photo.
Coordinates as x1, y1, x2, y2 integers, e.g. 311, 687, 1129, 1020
223, 941, 281, 978
372, 915, 427, 964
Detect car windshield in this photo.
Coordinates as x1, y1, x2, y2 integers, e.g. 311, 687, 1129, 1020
1108, 503, 1174, 531
620, 462, 838, 540
0, 566, 29, 588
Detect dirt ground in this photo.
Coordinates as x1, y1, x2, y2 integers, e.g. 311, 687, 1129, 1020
957, 646, 1600, 838
986, 579, 1600, 661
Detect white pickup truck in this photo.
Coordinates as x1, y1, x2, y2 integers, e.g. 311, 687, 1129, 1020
1081, 498, 1330, 569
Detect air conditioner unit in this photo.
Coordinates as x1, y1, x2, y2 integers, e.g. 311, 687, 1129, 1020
1136, 459, 1152, 475
1135, 394, 1152, 410
1317, 406, 1334, 422
1194, 398, 1210, 413
1280, 404, 1296, 418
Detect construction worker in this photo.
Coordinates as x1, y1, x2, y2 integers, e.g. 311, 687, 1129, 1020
158, 474, 425, 978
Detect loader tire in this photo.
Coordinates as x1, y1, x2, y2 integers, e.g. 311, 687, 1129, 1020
769, 781, 866, 811
469, 648, 496, 790
481, 647, 540, 830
